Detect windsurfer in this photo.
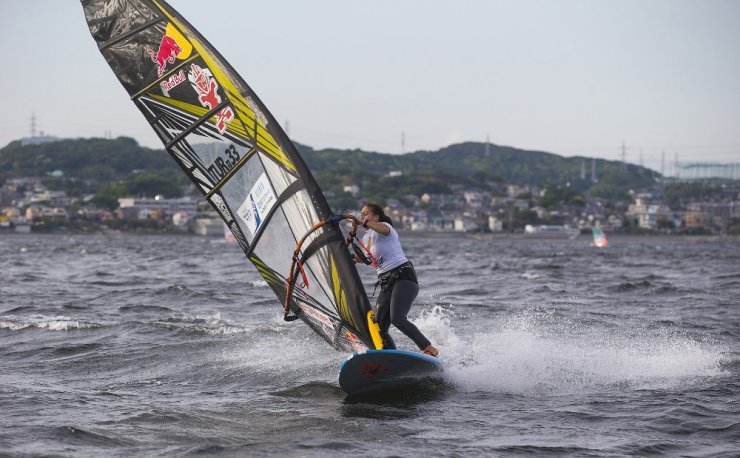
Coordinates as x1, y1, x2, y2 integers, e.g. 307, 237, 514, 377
352, 203, 439, 357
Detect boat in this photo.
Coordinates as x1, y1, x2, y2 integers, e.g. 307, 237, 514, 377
80, 0, 383, 353
524, 224, 580, 239
592, 223, 608, 248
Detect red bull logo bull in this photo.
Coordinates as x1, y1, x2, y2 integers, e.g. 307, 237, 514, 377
146, 24, 191, 79
147, 35, 182, 77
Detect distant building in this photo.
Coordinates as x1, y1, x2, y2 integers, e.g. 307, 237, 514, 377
454, 217, 478, 232
488, 215, 503, 232
684, 202, 733, 231
342, 185, 359, 197
3, 177, 43, 193
20, 135, 60, 146
607, 214, 624, 229
190, 216, 224, 236
421, 193, 460, 209
30, 190, 69, 206
627, 197, 672, 230
117, 196, 197, 221
25, 205, 69, 223
507, 185, 528, 198
463, 191, 487, 208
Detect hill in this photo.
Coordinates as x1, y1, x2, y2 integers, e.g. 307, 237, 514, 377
0, 137, 179, 183
299, 141, 657, 200
1, 137, 657, 203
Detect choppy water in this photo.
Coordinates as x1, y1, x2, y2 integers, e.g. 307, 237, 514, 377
1, 233, 738, 456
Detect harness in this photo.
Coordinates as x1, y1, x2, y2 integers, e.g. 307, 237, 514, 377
377, 261, 417, 294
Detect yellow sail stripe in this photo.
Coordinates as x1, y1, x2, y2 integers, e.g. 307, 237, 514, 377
147, 94, 248, 138
151, 1, 294, 171
331, 255, 360, 332
148, 93, 295, 172
250, 255, 283, 288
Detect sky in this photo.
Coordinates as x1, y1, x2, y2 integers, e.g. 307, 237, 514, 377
1, 0, 739, 174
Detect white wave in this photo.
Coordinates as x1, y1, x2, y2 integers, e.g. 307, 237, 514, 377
415, 304, 463, 351
215, 314, 341, 381
248, 279, 269, 288
156, 312, 259, 335
0, 314, 102, 331
444, 310, 728, 394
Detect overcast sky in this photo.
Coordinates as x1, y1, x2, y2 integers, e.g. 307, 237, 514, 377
1, 0, 738, 173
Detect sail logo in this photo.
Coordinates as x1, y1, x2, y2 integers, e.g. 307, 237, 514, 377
188, 63, 234, 134
361, 363, 388, 380
148, 35, 181, 77
237, 172, 277, 236
160, 69, 186, 93
146, 24, 192, 77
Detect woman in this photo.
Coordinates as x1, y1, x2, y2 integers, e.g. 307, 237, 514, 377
352, 203, 439, 357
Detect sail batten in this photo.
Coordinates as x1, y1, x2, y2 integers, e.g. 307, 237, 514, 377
81, 0, 379, 352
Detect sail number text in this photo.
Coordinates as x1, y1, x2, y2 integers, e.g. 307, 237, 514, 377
207, 144, 241, 182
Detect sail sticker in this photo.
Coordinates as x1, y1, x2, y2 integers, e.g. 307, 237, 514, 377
147, 23, 192, 77
206, 144, 241, 183
160, 69, 187, 94
237, 172, 277, 235
187, 63, 235, 133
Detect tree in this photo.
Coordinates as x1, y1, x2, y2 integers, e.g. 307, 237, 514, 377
129, 172, 183, 198
92, 182, 128, 210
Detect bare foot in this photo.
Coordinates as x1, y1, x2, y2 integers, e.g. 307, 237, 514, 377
423, 345, 439, 357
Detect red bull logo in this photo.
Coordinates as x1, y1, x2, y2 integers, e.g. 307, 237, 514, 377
148, 35, 182, 77
146, 24, 192, 79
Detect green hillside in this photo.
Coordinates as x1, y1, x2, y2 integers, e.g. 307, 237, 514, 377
300, 141, 657, 200
0, 137, 179, 183
1, 137, 657, 203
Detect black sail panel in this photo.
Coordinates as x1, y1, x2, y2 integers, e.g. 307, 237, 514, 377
81, 0, 379, 351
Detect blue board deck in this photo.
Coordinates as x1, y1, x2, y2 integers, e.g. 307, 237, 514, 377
338, 349, 445, 396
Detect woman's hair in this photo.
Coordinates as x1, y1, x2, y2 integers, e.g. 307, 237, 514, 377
362, 202, 393, 226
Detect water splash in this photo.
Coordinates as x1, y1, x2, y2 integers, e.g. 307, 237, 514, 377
442, 309, 728, 394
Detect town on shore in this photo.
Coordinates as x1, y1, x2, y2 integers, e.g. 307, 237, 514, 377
1, 137, 738, 237
2, 174, 738, 238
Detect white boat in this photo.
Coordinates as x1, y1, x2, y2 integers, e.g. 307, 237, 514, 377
524, 224, 580, 239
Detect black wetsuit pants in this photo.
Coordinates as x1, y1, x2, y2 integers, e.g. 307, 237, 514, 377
376, 279, 431, 351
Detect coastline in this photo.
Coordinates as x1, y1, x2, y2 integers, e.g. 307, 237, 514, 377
1, 227, 736, 243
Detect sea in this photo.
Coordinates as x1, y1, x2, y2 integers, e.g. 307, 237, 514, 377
1, 232, 738, 457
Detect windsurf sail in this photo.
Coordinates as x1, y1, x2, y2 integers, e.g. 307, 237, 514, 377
592, 223, 608, 248
81, 0, 381, 352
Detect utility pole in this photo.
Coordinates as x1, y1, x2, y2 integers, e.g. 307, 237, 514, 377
401, 131, 405, 154
661, 150, 665, 177
674, 153, 679, 179
591, 157, 597, 182
620, 141, 627, 171
31, 112, 37, 138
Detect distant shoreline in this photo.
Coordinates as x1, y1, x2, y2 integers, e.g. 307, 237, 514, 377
3, 229, 735, 244
397, 230, 737, 243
